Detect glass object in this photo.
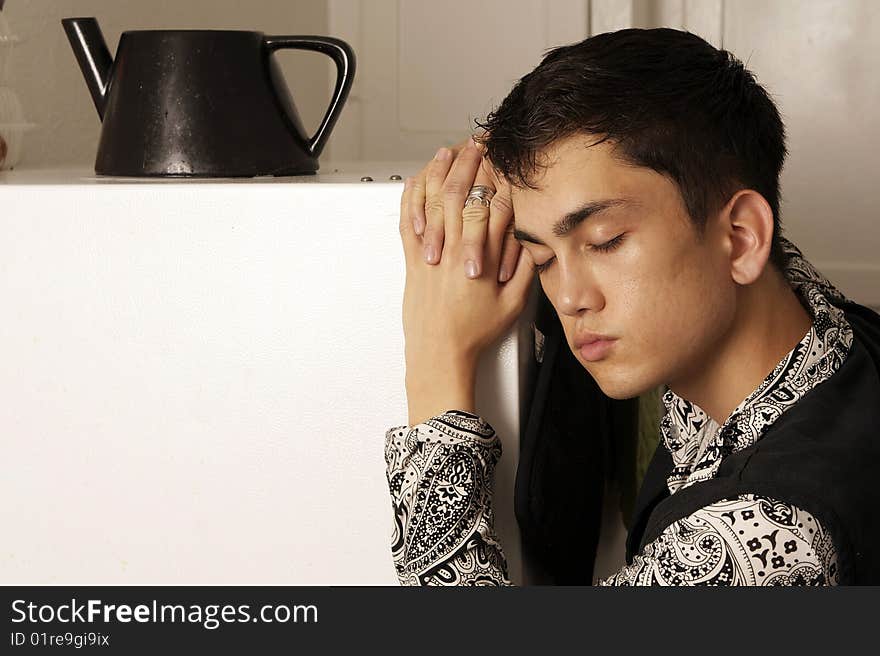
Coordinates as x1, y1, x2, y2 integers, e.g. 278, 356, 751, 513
0, 12, 34, 170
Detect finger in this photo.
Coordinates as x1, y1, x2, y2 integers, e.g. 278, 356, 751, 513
442, 137, 483, 252
483, 182, 515, 278
497, 224, 522, 283
423, 147, 454, 264
409, 164, 428, 237
501, 247, 536, 316
460, 166, 495, 279
412, 140, 468, 237
399, 177, 420, 267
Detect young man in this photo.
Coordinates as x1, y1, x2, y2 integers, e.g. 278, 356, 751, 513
384, 28, 880, 585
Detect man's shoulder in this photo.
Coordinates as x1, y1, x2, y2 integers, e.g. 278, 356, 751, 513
754, 337, 879, 456
756, 299, 880, 441
840, 299, 880, 370
714, 304, 880, 484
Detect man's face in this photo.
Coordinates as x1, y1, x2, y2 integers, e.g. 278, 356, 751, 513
511, 133, 737, 400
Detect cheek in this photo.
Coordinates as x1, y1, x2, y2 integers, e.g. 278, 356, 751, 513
633, 249, 735, 358
544, 238, 734, 386
611, 245, 735, 368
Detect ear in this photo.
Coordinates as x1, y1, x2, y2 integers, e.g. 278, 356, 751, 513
722, 189, 774, 285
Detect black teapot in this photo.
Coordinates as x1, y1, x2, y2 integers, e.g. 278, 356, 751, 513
62, 17, 355, 177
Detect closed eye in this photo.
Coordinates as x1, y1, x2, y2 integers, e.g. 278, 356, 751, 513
592, 233, 626, 253
533, 234, 626, 275
534, 257, 555, 275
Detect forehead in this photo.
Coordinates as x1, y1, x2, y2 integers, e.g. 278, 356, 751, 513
509, 134, 678, 224
511, 135, 632, 202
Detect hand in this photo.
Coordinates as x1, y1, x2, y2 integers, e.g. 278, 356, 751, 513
399, 138, 536, 426
406, 135, 523, 282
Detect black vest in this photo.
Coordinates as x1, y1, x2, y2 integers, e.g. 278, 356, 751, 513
625, 298, 880, 584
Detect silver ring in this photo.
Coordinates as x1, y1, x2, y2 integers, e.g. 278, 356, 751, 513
464, 185, 495, 208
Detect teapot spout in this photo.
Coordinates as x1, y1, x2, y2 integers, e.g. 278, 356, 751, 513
61, 17, 113, 120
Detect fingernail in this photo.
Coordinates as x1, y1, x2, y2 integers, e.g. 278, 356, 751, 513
498, 266, 510, 282
424, 244, 436, 263
434, 147, 451, 161
414, 218, 424, 235
465, 260, 479, 278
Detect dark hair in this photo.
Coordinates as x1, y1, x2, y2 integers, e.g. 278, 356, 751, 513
474, 28, 789, 271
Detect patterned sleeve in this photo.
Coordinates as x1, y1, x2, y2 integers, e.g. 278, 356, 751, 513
597, 494, 840, 586
383, 409, 513, 586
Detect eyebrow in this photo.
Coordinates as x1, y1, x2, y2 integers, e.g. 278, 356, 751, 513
513, 198, 634, 246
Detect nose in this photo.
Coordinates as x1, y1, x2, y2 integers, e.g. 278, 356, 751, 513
553, 260, 604, 316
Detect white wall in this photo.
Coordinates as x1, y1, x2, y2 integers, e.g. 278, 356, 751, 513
325, 0, 591, 162
2, 0, 331, 167
721, 0, 880, 307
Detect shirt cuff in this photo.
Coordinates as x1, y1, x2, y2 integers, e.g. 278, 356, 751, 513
386, 408, 497, 436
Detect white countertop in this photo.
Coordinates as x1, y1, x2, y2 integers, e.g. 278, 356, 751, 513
0, 162, 426, 185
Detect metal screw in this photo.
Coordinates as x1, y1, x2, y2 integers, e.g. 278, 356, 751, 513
389, 174, 402, 180
360, 176, 373, 182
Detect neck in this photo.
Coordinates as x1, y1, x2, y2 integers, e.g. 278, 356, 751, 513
668, 266, 814, 425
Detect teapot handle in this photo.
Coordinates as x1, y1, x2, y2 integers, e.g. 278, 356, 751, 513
264, 35, 356, 159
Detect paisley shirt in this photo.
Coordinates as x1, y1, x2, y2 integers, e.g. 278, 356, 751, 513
384, 236, 853, 586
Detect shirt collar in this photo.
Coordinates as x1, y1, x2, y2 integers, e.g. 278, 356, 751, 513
660, 236, 854, 494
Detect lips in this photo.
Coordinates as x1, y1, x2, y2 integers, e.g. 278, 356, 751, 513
573, 331, 618, 363
573, 332, 615, 349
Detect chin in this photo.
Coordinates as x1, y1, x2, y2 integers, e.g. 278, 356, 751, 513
595, 382, 643, 400
571, 342, 664, 399
587, 368, 659, 401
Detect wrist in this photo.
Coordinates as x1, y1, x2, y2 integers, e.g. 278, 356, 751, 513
405, 357, 477, 426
